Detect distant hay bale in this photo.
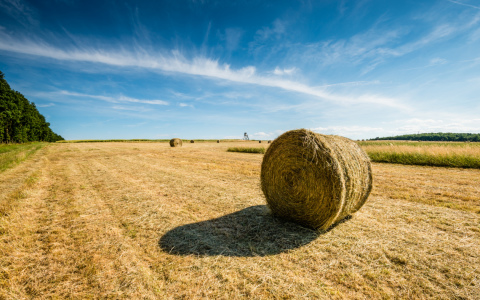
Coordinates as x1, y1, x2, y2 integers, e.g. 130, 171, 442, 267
268, 140, 271, 143
190, 140, 195, 143
259, 140, 262, 143
260, 129, 372, 230
170, 138, 183, 147
217, 140, 220, 143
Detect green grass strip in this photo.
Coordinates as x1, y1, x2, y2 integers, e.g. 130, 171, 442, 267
366, 151, 480, 169
358, 141, 480, 148
227, 147, 266, 154
0, 143, 46, 172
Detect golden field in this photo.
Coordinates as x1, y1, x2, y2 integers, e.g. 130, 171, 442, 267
0, 141, 479, 299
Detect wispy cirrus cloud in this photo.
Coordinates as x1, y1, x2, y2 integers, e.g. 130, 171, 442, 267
0, 0, 38, 27
58, 91, 169, 105
179, 103, 194, 108
447, 0, 480, 10
284, 12, 480, 74
312, 125, 385, 136
273, 67, 297, 75
36, 102, 55, 107
112, 106, 150, 112
219, 27, 244, 52
0, 32, 408, 109
254, 19, 286, 41
389, 118, 480, 134
311, 117, 480, 139
250, 130, 286, 139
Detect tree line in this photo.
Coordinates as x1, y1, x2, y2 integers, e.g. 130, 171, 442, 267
0, 71, 64, 143
371, 132, 480, 142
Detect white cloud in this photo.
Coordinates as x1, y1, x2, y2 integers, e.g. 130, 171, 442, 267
112, 105, 150, 112
59, 90, 168, 105
255, 19, 286, 41
320, 80, 380, 88
222, 28, 244, 51
123, 121, 148, 127
250, 130, 286, 139
430, 57, 447, 65
311, 117, 480, 139
312, 125, 385, 137
273, 67, 297, 75
286, 13, 479, 74
300, 26, 403, 67
35, 102, 55, 107
447, 0, 480, 10
179, 103, 194, 108
0, 32, 407, 109
0, 0, 38, 27
251, 132, 271, 139
469, 27, 480, 41
393, 25, 456, 56
391, 118, 480, 134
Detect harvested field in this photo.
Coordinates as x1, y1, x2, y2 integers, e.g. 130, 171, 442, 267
0, 141, 479, 299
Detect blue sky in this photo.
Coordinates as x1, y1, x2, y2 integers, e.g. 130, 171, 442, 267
1, 0, 479, 140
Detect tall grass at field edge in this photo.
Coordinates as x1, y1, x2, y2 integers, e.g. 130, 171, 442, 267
227, 147, 266, 154
366, 151, 480, 168
361, 142, 480, 169
0, 143, 46, 172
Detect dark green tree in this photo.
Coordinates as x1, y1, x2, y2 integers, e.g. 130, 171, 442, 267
371, 132, 480, 142
0, 71, 64, 143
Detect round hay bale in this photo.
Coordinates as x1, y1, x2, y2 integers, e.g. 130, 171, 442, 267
268, 140, 271, 144
217, 140, 220, 143
190, 140, 195, 143
260, 129, 372, 230
170, 138, 183, 147
259, 140, 262, 143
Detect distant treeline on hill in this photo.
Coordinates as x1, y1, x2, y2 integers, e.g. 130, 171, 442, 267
0, 71, 63, 143
371, 132, 480, 142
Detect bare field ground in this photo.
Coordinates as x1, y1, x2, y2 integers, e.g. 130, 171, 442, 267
0, 141, 479, 299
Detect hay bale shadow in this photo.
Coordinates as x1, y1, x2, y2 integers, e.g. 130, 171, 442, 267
159, 205, 335, 257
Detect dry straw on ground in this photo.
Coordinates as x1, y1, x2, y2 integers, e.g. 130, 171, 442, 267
170, 138, 183, 147
261, 129, 373, 230
1, 142, 479, 298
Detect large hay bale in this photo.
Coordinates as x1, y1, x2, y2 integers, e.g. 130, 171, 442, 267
260, 129, 372, 230
170, 138, 183, 147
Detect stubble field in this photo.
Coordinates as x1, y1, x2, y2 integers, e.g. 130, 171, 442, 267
0, 141, 479, 299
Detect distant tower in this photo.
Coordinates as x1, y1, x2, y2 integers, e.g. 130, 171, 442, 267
243, 132, 249, 140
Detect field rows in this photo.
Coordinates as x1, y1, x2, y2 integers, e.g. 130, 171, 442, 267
0, 142, 479, 299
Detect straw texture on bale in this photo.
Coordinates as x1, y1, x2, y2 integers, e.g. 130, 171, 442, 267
190, 140, 195, 143
169, 138, 183, 147
260, 129, 372, 230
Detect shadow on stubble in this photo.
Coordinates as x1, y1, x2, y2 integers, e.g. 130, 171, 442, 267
159, 205, 351, 257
